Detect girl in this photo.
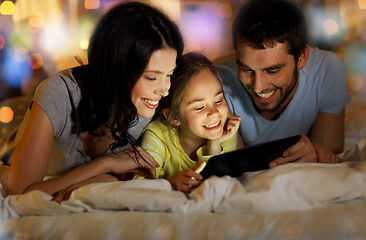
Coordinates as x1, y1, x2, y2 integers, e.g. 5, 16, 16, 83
1, 2, 183, 197
140, 52, 244, 194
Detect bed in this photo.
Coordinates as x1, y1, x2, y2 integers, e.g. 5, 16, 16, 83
0, 98, 365, 240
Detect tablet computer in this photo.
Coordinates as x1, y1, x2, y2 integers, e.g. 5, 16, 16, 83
200, 135, 301, 180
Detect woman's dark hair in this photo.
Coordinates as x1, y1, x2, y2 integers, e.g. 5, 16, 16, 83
77, 2, 183, 150
163, 52, 217, 121
232, 0, 308, 62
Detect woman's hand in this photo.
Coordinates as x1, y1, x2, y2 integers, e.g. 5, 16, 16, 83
108, 146, 159, 179
52, 173, 118, 203
167, 162, 205, 194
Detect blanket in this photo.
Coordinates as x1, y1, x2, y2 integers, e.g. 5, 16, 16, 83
2, 158, 366, 219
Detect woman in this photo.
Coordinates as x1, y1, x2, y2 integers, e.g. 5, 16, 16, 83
1, 2, 184, 197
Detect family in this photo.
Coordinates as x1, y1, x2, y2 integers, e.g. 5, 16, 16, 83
0, 0, 350, 200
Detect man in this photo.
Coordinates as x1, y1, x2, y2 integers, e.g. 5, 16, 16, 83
216, 0, 350, 166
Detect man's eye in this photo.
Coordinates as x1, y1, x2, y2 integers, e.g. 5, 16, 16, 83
267, 70, 280, 75
239, 67, 252, 73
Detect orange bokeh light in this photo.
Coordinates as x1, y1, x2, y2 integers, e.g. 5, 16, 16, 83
0, 106, 14, 123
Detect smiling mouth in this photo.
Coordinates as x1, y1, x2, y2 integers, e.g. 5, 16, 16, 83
203, 120, 220, 129
256, 90, 275, 99
143, 98, 159, 106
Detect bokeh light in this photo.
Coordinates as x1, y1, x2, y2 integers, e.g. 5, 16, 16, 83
13, 47, 29, 63
348, 74, 365, 93
179, 4, 224, 56
216, 3, 232, 19
47, 8, 63, 23
358, 0, 366, 9
0, 106, 14, 123
0, 34, 6, 50
345, 40, 366, 75
79, 39, 89, 50
41, 21, 69, 54
84, 0, 100, 10
3, 48, 32, 88
0, 1, 15, 15
323, 19, 338, 35
28, 12, 46, 29
28, 53, 44, 70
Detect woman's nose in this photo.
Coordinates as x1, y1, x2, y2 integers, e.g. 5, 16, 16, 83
155, 78, 170, 97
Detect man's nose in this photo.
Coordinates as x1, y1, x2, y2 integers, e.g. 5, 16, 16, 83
252, 72, 271, 94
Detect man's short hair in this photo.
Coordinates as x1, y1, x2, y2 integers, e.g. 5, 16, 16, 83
232, 0, 308, 61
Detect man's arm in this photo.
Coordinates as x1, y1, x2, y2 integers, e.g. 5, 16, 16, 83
269, 110, 345, 167
309, 110, 345, 154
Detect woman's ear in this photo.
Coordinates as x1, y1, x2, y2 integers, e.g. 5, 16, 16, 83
162, 108, 181, 126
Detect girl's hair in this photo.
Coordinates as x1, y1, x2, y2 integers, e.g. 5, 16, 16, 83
162, 52, 216, 121
77, 2, 184, 150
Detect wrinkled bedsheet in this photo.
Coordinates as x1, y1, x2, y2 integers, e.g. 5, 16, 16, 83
2, 158, 366, 219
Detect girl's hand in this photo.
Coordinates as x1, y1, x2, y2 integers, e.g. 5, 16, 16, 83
207, 115, 241, 155
167, 163, 204, 194
220, 115, 241, 143
108, 146, 159, 179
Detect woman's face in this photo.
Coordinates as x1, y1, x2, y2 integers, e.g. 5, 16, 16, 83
131, 47, 177, 118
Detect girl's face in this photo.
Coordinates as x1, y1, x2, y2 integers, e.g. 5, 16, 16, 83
177, 68, 229, 142
131, 47, 177, 118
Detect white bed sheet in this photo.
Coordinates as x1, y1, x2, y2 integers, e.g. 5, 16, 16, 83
0, 99, 366, 239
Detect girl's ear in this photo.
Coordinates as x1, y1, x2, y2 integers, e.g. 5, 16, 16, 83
162, 108, 181, 126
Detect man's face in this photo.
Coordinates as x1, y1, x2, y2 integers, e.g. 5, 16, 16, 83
236, 41, 304, 120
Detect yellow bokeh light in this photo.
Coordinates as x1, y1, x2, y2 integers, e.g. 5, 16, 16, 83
29, 12, 45, 28
0, 106, 14, 123
84, 0, 100, 10
80, 39, 89, 50
0, 1, 15, 15
358, 0, 366, 9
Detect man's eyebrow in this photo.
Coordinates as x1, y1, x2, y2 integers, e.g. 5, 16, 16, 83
263, 63, 285, 71
236, 60, 285, 71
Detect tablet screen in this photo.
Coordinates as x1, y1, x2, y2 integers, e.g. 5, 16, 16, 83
201, 135, 301, 179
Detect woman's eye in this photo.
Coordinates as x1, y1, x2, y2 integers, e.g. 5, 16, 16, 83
145, 77, 157, 81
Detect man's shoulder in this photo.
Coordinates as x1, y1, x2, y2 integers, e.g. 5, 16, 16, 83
215, 54, 242, 88
305, 47, 345, 72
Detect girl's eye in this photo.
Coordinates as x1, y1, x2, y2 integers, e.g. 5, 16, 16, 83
215, 99, 223, 104
194, 106, 204, 111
